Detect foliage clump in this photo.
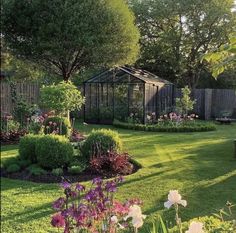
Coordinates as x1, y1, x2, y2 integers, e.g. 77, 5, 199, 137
6, 164, 21, 173
81, 129, 123, 160
176, 86, 196, 115
35, 135, 74, 169
40, 81, 84, 116
19, 134, 42, 163
51, 168, 63, 176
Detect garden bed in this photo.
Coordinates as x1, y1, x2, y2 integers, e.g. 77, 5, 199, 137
0, 158, 141, 184
113, 119, 217, 132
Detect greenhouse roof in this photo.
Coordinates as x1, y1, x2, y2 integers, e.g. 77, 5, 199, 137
85, 66, 173, 85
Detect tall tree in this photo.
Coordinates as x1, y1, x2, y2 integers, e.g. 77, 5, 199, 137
130, 0, 235, 87
203, 34, 236, 78
2, 0, 140, 81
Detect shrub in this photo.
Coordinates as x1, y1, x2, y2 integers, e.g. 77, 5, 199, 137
175, 86, 196, 114
52, 168, 64, 176
27, 164, 47, 176
68, 165, 85, 174
1, 116, 20, 132
89, 151, 133, 176
13, 98, 39, 126
35, 135, 74, 169
6, 164, 21, 173
19, 134, 42, 163
43, 117, 71, 137
17, 159, 31, 169
81, 129, 122, 159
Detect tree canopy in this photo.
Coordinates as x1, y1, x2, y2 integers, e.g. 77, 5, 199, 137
1, 40, 44, 81
130, 0, 235, 87
203, 34, 236, 78
40, 81, 85, 116
2, 0, 140, 81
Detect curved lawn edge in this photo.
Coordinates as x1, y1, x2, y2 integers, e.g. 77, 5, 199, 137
113, 119, 217, 133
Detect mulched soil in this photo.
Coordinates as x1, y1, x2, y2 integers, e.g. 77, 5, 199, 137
0, 162, 140, 184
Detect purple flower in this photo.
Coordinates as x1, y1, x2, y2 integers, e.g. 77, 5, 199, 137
92, 177, 102, 185
105, 181, 117, 192
75, 183, 85, 191
116, 176, 124, 183
84, 189, 98, 202
52, 197, 65, 210
51, 213, 65, 228
60, 181, 71, 189
69, 191, 77, 198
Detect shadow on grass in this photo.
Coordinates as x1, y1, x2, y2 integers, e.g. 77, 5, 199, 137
2, 201, 53, 223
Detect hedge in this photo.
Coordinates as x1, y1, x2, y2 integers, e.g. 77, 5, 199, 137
113, 119, 216, 132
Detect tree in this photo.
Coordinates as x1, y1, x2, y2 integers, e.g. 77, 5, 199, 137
1, 40, 44, 81
176, 86, 196, 115
40, 81, 85, 119
130, 0, 235, 88
2, 0, 140, 82
203, 34, 236, 78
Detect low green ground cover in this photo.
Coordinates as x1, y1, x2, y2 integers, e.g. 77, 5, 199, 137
113, 119, 216, 132
1, 123, 236, 232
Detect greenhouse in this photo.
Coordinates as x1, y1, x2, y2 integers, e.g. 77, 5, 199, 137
83, 66, 174, 124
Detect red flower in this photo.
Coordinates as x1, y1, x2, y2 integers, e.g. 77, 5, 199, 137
51, 213, 65, 228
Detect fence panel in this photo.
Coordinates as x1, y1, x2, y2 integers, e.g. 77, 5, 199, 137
211, 89, 236, 118
174, 88, 236, 119
0, 82, 40, 114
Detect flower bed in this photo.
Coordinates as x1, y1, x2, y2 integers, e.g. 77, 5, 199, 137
50, 177, 236, 233
0, 158, 140, 183
113, 119, 216, 132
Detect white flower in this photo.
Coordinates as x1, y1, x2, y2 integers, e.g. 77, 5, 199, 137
111, 215, 125, 229
164, 190, 187, 209
111, 215, 118, 224
124, 205, 146, 229
147, 115, 151, 120
132, 217, 144, 229
186, 221, 204, 233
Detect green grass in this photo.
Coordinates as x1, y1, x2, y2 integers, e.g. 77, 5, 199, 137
1, 123, 236, 232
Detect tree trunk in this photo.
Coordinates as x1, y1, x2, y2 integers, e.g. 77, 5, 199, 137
62, 69, 70, 82
63, 74, 69, 82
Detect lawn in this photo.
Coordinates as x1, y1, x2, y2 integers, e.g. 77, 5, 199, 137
1, 123, 236, 232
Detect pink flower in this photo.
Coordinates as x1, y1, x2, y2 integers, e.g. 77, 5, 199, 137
51, 213, 65, 228
49, 121, 53, 125
113, 201, 129, 215
53, 122, 57, 126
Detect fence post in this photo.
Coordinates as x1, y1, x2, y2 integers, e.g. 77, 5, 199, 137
234, 139, 236, 159
204, 89, 212, 120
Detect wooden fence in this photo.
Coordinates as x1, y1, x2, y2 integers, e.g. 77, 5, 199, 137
175, 88, 236, 119
0, 82, 40, 114
1, 81, 236, 120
